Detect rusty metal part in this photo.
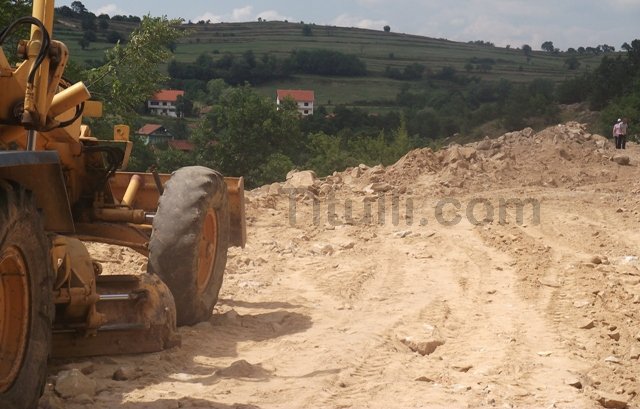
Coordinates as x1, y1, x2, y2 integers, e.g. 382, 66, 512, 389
0, 246, 29, 393
52, 273, 180, 358
49, 235, 104, 336
150, 167, 164, 196
93, 207, 147, 224
225, 177, 247, 248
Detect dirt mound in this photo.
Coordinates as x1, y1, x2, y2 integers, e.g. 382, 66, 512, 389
251, 122, 628, 203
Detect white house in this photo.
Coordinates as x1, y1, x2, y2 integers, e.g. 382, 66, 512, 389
148, 90, 185, 117
276, 89, 315, 116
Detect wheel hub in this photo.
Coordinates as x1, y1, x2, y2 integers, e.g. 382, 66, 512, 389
0, 246, 29, 393
197, 209, 218, 294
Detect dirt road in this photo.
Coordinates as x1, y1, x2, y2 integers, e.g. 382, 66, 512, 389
42, 123, 640, 409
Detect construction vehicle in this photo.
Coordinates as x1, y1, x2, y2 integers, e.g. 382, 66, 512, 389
0, 2, 246, 408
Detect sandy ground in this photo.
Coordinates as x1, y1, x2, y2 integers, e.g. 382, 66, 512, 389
40, 123, 640, 409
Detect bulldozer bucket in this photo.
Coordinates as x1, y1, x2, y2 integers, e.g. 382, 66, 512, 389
51, 273, 180, 358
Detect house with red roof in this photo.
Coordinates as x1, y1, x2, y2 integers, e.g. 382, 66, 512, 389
276, 89, 315, 116
148, 89, 185, 117
136, 123, 173, 145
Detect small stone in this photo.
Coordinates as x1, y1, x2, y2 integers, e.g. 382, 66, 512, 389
363, 182, 393, 193
452, 384, 471, 393
608, 332, 621, 342
578, 319, 595, 329
590, 256, 603, 265
54, 369, 96, 399
477, 140, 492, 150
604, 356, 622, 364
38, 392, 65, 409
451, 364, 473, 373
397, 325, 445, 356
112, 366, 141, 381
537, 351, 552, 357
566, 378, 582, 389
394, 230, 412, 239
596, 391, 628, 409
629, 348, 639, 360
314, 244, 335, 256
340, 241, 356, 250
415, 376, 434, 383
611, 155, 630, 166
574, 300, 591, 308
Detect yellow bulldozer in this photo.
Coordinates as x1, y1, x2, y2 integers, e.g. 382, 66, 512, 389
0, 2, 246, 408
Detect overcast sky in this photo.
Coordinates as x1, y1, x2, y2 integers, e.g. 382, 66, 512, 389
62, 0, 640, 51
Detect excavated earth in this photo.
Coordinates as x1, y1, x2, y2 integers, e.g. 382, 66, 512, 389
40, 122, 640, 409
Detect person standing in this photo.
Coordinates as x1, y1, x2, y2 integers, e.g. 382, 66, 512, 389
613, 118, 626, 149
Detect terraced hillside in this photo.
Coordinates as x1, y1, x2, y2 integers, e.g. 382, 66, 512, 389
53, 18, 605, 106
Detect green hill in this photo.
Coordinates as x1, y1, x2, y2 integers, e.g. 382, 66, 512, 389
53, 17, 605, 108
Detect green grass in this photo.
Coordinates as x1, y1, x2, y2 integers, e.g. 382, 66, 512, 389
52, 18, 606, 107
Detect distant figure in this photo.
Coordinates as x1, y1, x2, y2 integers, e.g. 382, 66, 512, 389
613, 118, 628, 149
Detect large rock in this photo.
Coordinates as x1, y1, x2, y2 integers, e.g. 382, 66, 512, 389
54, 369, 96, 399
285, 170, 317, 189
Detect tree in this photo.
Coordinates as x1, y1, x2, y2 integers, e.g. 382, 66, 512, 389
0, 1, 31, 61
70, 0, 87, 14
302, 24, 312, 36
192, 85, 302, 187
383, 25, 390, 32
98, 18, 109, 30
522, 44, 532, 58
106, 30, 123, 44
82, 30, 97, 42
541, 41, 555, 52
78, 37, 90, 50
85, 16, 185, 121
564, 56, 580, 70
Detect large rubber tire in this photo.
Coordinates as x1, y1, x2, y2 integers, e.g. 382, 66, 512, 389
148, 167, 230, 326
0, 181, 53, 409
